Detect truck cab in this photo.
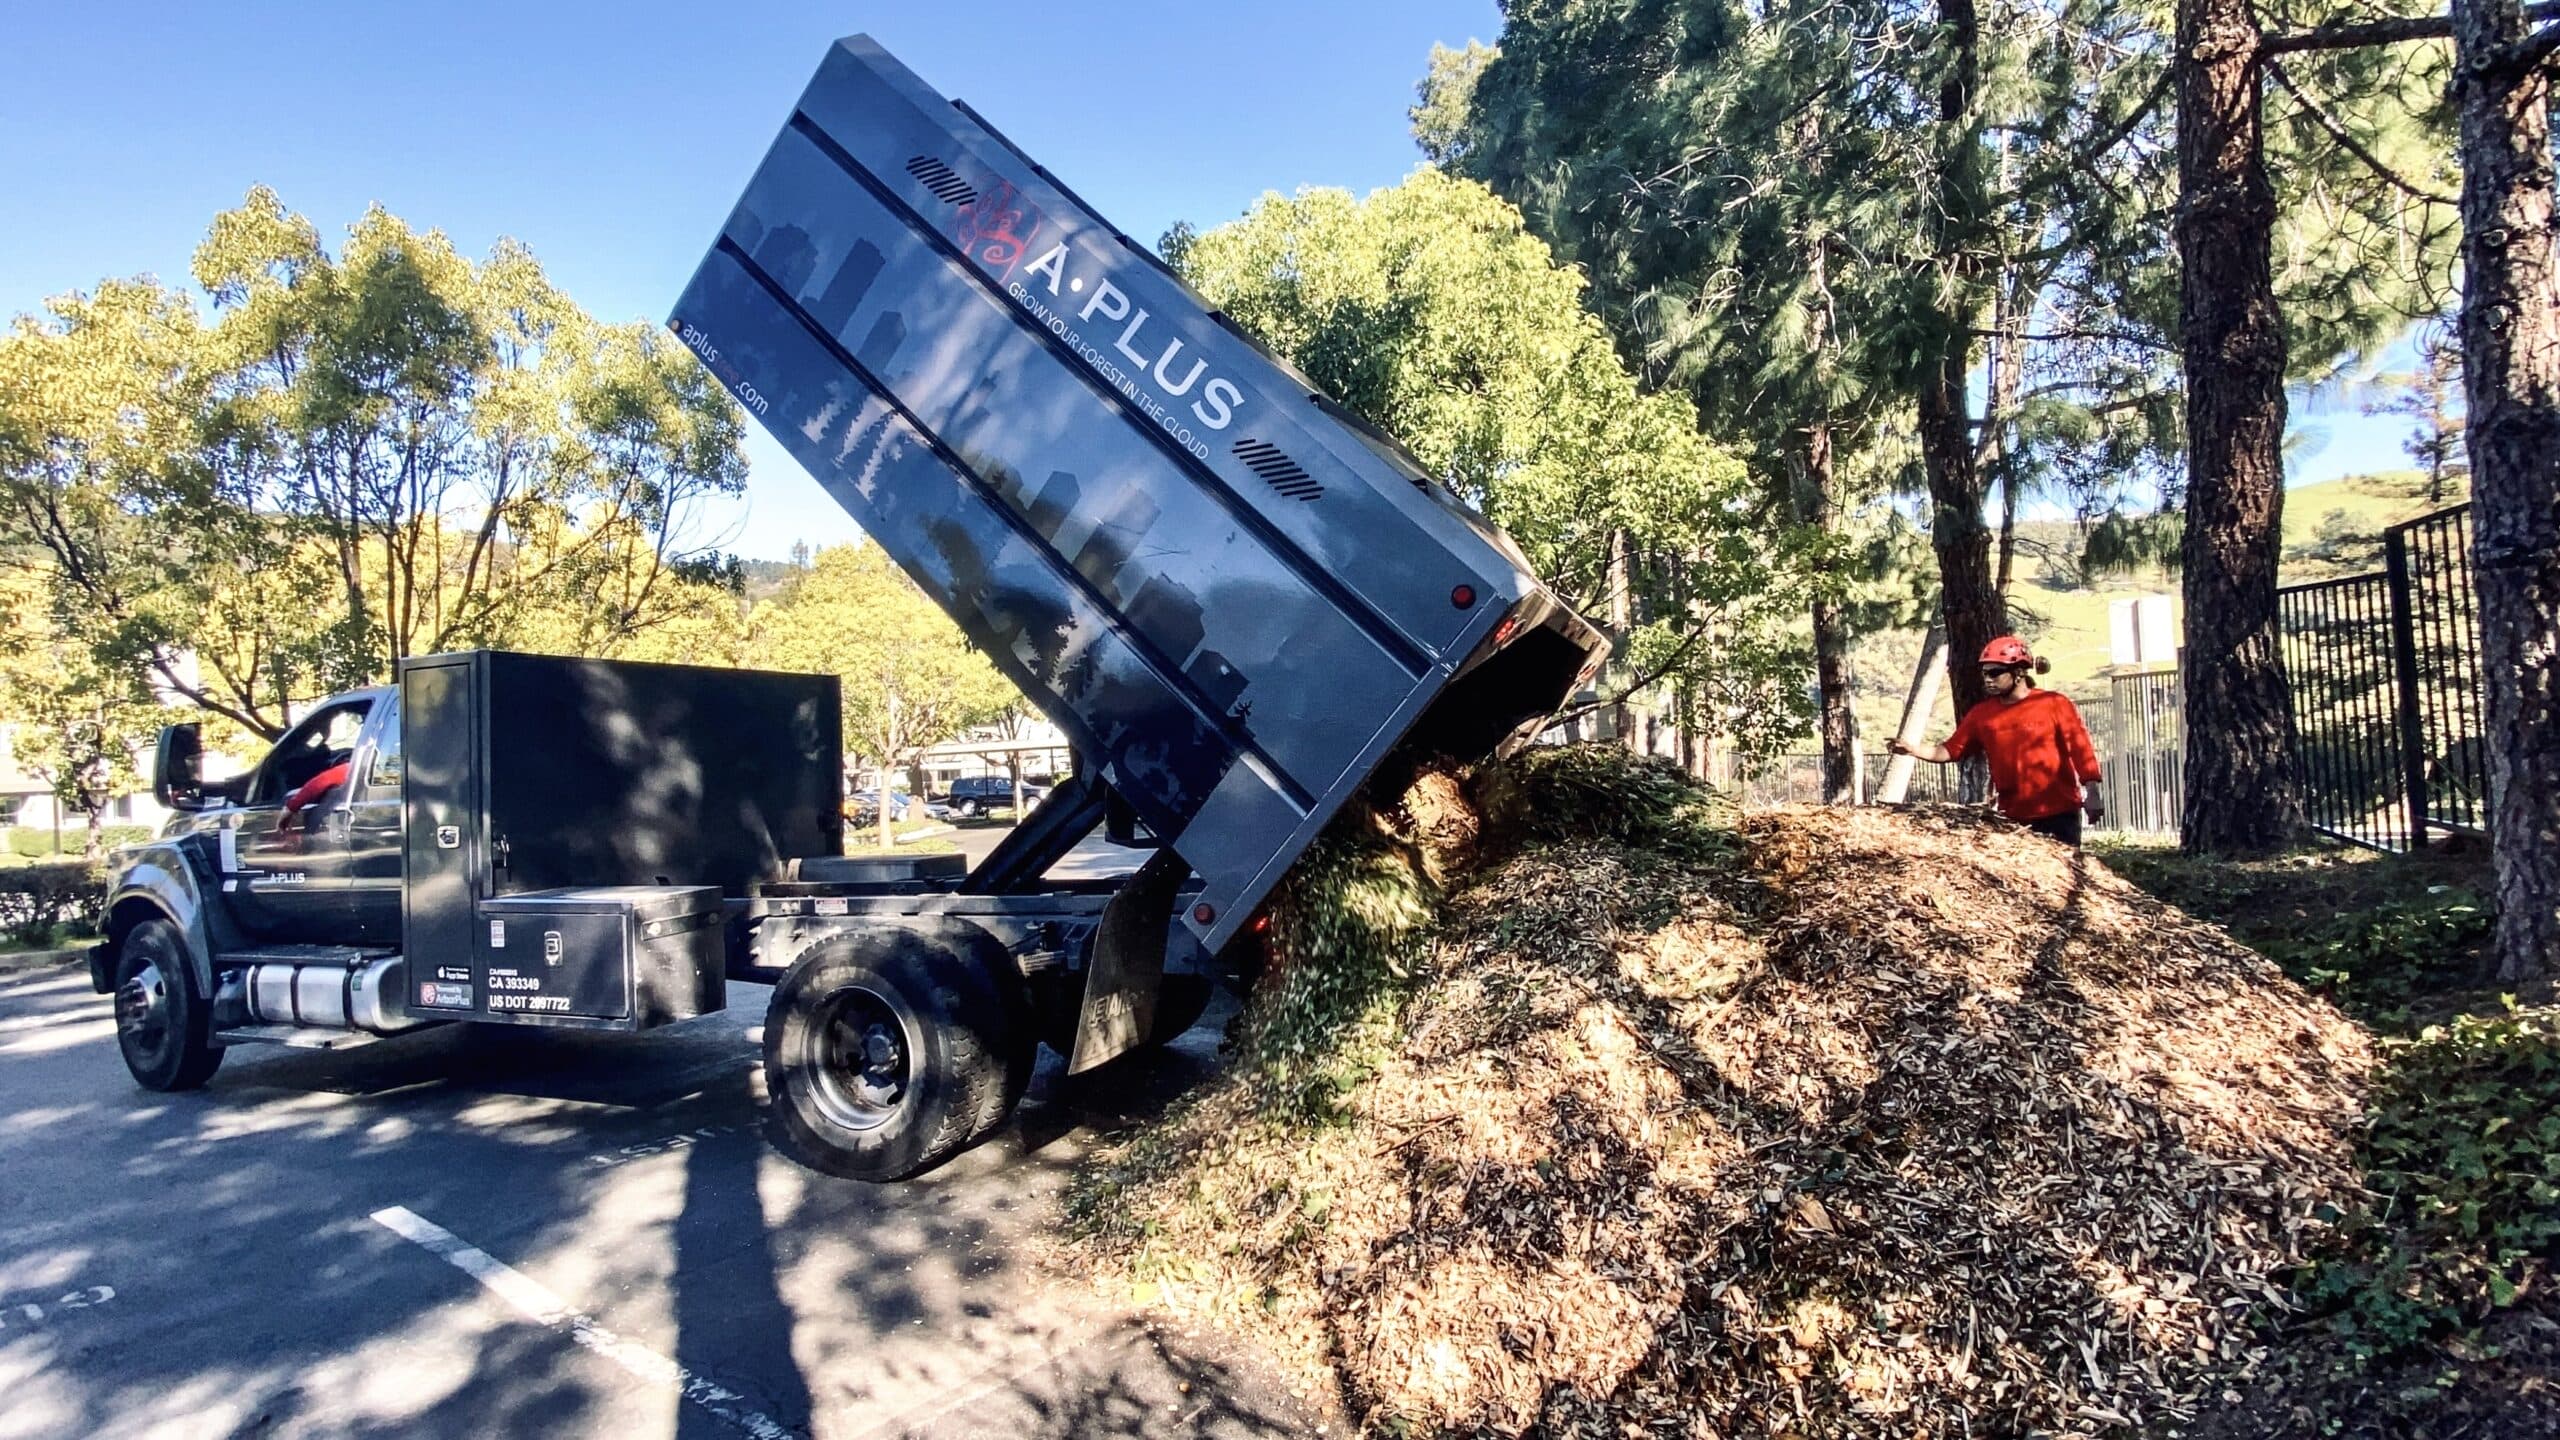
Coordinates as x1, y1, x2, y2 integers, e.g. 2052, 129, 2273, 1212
151, 688, 404, 947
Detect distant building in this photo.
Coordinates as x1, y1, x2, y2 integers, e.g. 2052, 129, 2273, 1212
0, 725, 173, 843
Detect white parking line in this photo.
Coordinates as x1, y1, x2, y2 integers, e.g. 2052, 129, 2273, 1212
371, 1205, 794, 1440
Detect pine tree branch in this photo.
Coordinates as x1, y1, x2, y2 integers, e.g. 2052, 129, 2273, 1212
1970, 324, 2176, 351
2065, 67, 2175, 173
2265, 57, 2459, 205
2506, 20, 2560, 73
2261, 4, 2558, 56
2263, 15, 2450, 55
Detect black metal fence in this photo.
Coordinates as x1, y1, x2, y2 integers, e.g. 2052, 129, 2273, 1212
2276, 503, 2487, 851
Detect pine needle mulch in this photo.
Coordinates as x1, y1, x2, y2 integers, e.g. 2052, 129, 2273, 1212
1067, 750, 2375, 1437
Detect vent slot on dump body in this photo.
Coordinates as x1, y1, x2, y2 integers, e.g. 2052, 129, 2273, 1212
904, 155, 977, 206
1233, 438, 1323, 501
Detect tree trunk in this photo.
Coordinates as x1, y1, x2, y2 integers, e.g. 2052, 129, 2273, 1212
1921, 0, 2002, 737
83, 804, 104, 863
2175, 0, 2302, 853
1921, 378, 2002, 721
1008, 752, 1025, 816
2452, 0, 2560, 982
876, 755, 895, 852
1606, 527, 1640, 751
1804, 422, 1859, 804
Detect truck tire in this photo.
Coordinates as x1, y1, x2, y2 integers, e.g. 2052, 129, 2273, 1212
762, 932, 1022, 1181
113, 919, 222, 1092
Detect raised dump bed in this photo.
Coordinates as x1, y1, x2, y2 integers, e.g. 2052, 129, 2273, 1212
669, 35, 1607, 949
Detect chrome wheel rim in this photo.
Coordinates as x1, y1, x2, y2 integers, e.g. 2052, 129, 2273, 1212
117, 960, 174, 1063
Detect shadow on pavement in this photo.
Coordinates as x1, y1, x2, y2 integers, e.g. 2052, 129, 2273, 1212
0, 972, 1316, 1438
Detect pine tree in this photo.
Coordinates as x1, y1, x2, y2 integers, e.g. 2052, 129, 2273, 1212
2448, 0, 2560, 981
1448, 0, 1920, 800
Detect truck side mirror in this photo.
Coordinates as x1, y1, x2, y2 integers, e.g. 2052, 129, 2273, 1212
153, 723, 206, 811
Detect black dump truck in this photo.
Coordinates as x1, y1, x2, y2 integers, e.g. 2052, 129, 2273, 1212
92, 35, 1609, 1181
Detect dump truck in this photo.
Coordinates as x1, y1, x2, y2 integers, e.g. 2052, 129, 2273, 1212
91, 34, 1608, 1181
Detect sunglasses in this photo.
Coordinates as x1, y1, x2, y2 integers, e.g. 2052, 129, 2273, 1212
1979, 665, 2020, 678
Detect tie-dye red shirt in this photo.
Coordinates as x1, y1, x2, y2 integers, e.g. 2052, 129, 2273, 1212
1945, 689, 2102, 821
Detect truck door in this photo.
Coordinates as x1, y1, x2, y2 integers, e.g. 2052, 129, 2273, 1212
341, 696, 404, 945
224, 698, 377, 943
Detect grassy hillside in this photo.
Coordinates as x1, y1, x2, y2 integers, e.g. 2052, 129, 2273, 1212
1848, 469, 2470, 746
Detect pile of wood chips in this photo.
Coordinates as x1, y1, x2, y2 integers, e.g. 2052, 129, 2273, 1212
1077, 767, 2374, 1439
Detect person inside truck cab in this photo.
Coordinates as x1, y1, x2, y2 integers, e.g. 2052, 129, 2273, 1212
283, 757, 353, 825
260, 700, 371, 835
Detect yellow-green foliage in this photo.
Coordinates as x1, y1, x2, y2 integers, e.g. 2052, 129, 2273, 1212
1248, 819, 1444, 1122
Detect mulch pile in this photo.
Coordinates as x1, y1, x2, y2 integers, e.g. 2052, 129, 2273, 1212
1071, 749, 2375, 1437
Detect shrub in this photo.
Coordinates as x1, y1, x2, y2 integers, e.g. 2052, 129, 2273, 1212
4, 825, 154, 859
2279, 891, 2496, 1020
2301, 1000, 2560, 1353
0, 862, 109, 946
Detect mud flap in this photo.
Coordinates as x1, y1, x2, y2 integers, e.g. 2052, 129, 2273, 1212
1067, 850, 1188, 1074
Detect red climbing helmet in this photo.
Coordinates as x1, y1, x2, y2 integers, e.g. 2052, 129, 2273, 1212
1979, 635, 2034, 669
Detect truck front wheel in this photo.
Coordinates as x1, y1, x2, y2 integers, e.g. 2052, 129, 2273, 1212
113, 919, 222, 1092
762, 933, 1023, 1182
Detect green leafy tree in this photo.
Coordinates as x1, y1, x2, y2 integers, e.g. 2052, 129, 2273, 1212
1171, 170, 1810, 762
1410, 41, 1497, 169
747, 545, 1016, 850
1, 191, 753, 742
191, 190, 750, 687
0, 277, 276, 731
1445, 0, 2458, 831
0, 577, 162, 859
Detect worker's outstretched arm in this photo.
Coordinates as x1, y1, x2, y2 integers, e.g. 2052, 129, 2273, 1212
1887, 737, 1953, 763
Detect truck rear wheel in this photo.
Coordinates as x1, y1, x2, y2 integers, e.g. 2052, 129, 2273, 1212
762, 932, 1024, 1181
113, 919, 222, 1092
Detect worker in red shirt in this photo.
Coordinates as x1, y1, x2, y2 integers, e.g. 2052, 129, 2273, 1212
1889, 636, 2106, 846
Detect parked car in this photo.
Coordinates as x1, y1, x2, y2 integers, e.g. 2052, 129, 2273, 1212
939, 775, 1048, 818
846, 789, 950, 825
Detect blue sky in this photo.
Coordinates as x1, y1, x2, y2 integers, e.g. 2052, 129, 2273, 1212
3, 1, 2415, 558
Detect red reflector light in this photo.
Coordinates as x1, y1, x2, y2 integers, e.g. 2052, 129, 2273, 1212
1451, 584, 1476, 609
1192, 903, 1217, 925
1491, 615, 1523, 648
1252, 914, 1271, 934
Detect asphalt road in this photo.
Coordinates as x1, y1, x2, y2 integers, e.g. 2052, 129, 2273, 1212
0, 953, 1320, 1440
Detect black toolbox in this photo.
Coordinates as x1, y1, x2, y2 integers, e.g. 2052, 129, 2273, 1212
459, 887, 725, 1030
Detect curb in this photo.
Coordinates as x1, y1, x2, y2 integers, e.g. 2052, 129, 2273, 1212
0, 946, 87, 976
